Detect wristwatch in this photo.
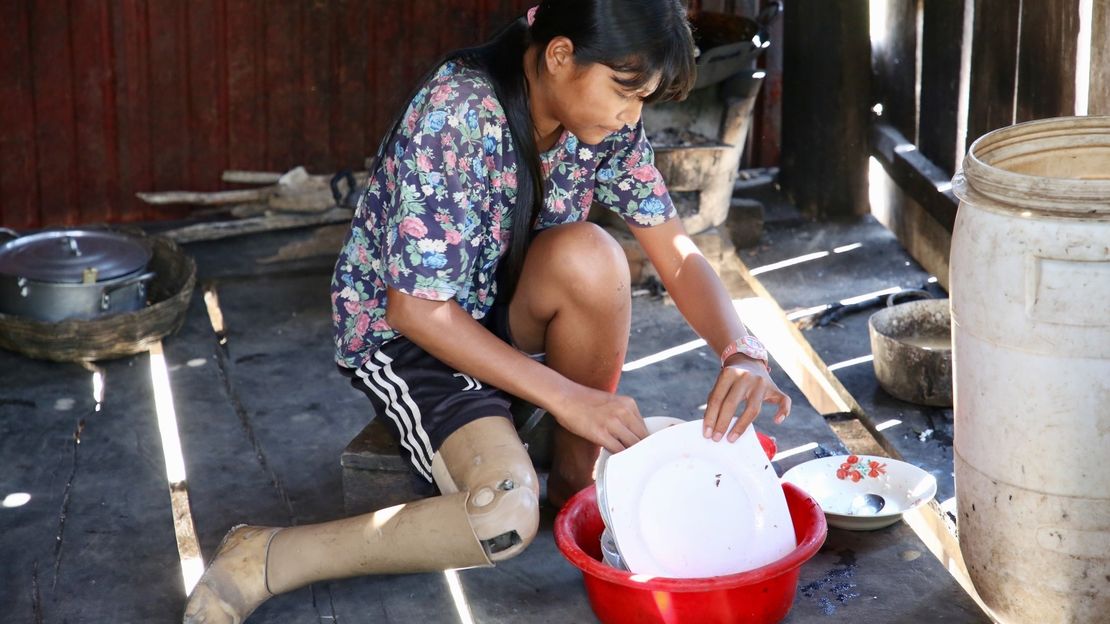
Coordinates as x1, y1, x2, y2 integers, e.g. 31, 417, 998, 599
720, 335, 770, 371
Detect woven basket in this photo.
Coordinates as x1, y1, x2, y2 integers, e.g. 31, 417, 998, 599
0, 235, 196, 362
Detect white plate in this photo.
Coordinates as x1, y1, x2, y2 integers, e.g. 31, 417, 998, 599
780, 455, 937, 530
599, 527, 627, 570
602, 420, 795, 578
595, 416, 685, 532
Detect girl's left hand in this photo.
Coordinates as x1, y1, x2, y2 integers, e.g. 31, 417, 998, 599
702, 356, 791, 443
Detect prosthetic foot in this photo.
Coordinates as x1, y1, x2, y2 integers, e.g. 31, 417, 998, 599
182, 525, 280, 624
183, 493, 490, 623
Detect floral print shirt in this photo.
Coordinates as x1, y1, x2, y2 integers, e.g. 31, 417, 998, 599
331, 60, 676, 368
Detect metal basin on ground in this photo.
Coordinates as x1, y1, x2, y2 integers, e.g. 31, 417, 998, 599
868, 298, 952, 406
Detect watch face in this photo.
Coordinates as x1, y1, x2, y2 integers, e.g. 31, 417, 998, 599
741, 336, 768, 360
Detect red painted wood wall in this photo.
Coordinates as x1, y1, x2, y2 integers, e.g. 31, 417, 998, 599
0, 0, 778, 229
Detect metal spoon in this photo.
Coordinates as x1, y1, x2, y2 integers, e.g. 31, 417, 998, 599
849, 493, 887, 515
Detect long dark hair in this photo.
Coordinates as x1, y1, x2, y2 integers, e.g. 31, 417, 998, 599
375, 0, 696, 301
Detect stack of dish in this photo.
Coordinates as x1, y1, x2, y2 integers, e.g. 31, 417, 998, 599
595, 417, 795, 578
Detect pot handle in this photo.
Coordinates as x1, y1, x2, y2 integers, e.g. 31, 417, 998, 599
100, 271, 156, 311
330, 169, 359, 208
885, 289, 933, 307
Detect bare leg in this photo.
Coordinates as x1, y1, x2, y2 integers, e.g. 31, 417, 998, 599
508, 222, 631, 507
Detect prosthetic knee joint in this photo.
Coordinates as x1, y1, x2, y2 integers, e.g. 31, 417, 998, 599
432, 434, 540, 562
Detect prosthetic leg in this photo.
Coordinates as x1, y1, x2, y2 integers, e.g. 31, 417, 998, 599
183, 416, 539, 624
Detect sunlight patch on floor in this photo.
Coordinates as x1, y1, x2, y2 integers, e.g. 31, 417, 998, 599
444, 569, 476, 624
827, 354, 874, 372
149, 341, 204, 594
622, 338, 707, 372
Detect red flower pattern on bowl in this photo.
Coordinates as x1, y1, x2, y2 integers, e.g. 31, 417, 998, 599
835, 455, 886, 481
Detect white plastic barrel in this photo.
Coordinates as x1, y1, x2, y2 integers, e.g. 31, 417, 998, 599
951, 116, 1110, 623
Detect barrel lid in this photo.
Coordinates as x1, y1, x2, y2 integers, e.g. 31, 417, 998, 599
0, 229, 151, 283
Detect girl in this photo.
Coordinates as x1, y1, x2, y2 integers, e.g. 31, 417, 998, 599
185, 1, 790, 621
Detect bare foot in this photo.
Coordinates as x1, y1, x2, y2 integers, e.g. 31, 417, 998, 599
183, 525, 279, 624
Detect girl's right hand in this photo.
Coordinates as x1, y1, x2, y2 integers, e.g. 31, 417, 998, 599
550, 385, 649, 453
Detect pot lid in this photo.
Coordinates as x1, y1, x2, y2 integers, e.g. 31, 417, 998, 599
0, 229, 152, 283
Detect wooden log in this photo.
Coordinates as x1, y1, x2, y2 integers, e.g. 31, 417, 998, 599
160, 208, 353, 244
780, 0, 870, 218
229, 204, 272, 219
140, 167, 366, 211
267, 190, 336, 213
221, 170, 283, 185
136, 188, 272, 206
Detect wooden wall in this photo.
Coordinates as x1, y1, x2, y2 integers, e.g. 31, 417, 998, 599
0, 0, 783, 230
872, 0, 1108, 184
865, 0, 1108, 289
782, 0, 1107, 222
0, 0, 533, 229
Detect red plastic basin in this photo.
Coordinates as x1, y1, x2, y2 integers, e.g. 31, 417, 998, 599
554, 482, 826, 624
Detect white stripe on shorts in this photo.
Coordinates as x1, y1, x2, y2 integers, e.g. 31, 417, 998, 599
357, 350, 436, 479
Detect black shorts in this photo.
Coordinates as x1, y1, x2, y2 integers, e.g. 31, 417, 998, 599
339, 304, 545, 482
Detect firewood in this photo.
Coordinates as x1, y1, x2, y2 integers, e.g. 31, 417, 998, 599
136, 188, 272, 205
222, 170, 283, 184
160, 208, 354, 244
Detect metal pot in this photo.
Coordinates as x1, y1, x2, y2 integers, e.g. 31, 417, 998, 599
868, 298, 953, 406
0, 228, 156, 322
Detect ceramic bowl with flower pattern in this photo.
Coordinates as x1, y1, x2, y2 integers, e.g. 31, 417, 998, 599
781, 455, 937, 530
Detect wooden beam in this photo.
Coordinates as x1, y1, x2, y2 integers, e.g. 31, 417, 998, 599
780, 0, 871, 218
870, 122, 955, 289
869, 160, 953, 291
871, 122, 958, 230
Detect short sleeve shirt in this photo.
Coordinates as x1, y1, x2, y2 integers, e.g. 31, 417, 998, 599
331, 60, 677, 368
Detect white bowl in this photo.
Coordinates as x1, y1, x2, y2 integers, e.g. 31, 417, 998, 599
781, 455, 937, 530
